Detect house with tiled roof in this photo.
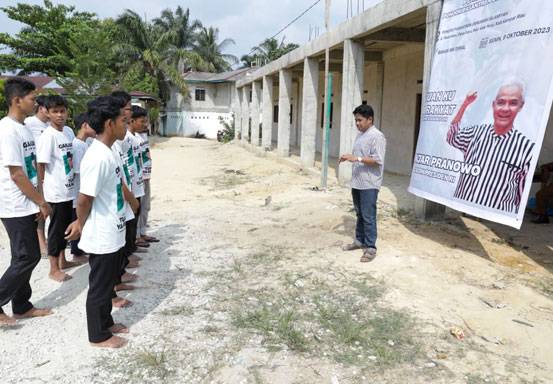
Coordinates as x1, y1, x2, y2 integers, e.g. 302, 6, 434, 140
162, 68, 252, 139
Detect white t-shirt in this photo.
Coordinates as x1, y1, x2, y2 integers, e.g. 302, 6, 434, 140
139, 132, 152, 180
78, 139, 126, 254
24, 115, 48, 142
112, 140, 135, 222
37, 126, 76, 203
72, 137, 89, 209
0, 117, 39, 218
63, 126, 75, 141
124, 130, 144, 198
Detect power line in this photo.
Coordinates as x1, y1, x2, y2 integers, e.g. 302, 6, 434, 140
245, 0, 323, 58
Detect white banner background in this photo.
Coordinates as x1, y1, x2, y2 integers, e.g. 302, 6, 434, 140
409, 0, 553, 228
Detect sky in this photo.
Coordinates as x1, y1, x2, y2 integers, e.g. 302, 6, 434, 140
0, 0, 383, 63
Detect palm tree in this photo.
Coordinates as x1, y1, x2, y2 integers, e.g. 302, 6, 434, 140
153, 6, 201, 50
242, 37, 299, 67
114, 9, 202, 102
194, 27, 238, 73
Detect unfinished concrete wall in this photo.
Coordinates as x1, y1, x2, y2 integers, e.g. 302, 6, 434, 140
316, 72, 342, 158
381, 44, 424, 175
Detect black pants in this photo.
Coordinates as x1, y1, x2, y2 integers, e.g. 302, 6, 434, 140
0, 215, 40, 315
119, 198, 141, 282
70, 208, 85, 256
47, 201, 73, 256
87, 250, 120, 343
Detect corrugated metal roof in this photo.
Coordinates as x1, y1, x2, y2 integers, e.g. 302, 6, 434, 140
182, 68, 251, 83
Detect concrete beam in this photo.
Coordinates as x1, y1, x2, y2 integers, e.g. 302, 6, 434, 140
262, 76, 274, 149
363, 27, 426, 44
338, 39, 365, 185
236, 0, 437, 87
415, 1, 446, 221
251, 81, 261, 146
277, 69, 292, 157
300, 57, 319, 168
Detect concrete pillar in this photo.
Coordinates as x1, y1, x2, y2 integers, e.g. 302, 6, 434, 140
233, 86, 242, 140
415, 0, 445, 221
262, 76, 274, 150
251, 81, 261, 146
374, 62, 384, 129
300, 57, 319, 168
241, 85, 250, 142
338, 39, 365, 185
277, 69, 292, 157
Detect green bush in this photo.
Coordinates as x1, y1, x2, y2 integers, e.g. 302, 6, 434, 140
217, 115, 235, 143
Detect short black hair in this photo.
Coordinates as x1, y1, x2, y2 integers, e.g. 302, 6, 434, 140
352, 104, 374, 119
111, 90, 131, 105
35, 94, 48, 107
131, 105, 147, 119
87, 96, 122, 134
4, 77, 35, 106
45, 94, 68, 110
73, 112, 89, 131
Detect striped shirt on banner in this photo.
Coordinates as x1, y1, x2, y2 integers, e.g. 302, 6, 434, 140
447, 122, 534, 214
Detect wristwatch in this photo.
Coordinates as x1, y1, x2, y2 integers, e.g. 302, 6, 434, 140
357, 156, 362, 162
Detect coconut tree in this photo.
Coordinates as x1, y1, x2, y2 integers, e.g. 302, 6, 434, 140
153, 6, 201, 50
194, 27, 238, 73
114, 9, 203, 102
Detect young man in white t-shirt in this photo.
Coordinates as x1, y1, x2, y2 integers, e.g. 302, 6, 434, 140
0, 78, 53, 325
24, 94, 49, 256
66, 95, 129, 348
69, 112, 96, 259
135, 109, 159, 245
37, 95, 79, 282
127, 106, 147, 251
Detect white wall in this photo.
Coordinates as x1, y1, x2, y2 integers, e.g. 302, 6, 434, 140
164, 112, 232, 139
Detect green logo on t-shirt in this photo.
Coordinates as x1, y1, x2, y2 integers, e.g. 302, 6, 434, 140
127, 148, 135, 166
142, 149, 149, 163
63, 151, 73, 175
24, 153, 37, 180
135, 154, 141, 172
116, 180, 124, 211
123, 164, 131, 185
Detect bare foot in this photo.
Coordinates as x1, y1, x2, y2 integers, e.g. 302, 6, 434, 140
134, 248, 147, 254
109, 323, 129, 334
13, 307, 53, 319
112, 297, 133, 308
127, 260, 140, 269
0, 313, 16, 325
90, 335, 127, 348
121, 272, 139, 283
115, 283, 136, 292
49, 270, 72, 282
128, 255, 142, 263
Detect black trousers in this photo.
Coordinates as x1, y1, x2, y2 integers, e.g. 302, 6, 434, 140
0, 215, 40, 315
70, 208, 85, 256
87, 250, 120, 343
47, 201, 73, 256
119, 198, 141, 283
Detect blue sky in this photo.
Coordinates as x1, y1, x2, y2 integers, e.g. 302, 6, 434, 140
0, 0, 383, 61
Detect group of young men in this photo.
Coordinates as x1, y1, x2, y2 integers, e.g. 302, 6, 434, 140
0, 77, 158, 348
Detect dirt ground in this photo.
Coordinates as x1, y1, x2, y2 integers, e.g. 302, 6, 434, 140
1, 137, 552, 384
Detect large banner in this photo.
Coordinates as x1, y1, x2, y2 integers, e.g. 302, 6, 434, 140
409, 0, 553, 228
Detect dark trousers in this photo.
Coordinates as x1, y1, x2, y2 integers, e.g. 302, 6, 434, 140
352, 188, 378, 249
47, 201, 73, 256
87, 250, 120, 343
0, 215, 40, 315
70, 208, 85, 256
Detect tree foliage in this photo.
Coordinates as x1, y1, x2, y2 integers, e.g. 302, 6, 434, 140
241, 37, 299, 68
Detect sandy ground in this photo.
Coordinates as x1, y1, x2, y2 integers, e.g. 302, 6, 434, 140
0, 137, 552, 384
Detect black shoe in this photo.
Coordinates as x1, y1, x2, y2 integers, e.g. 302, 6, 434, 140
532, 215, 550, 224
